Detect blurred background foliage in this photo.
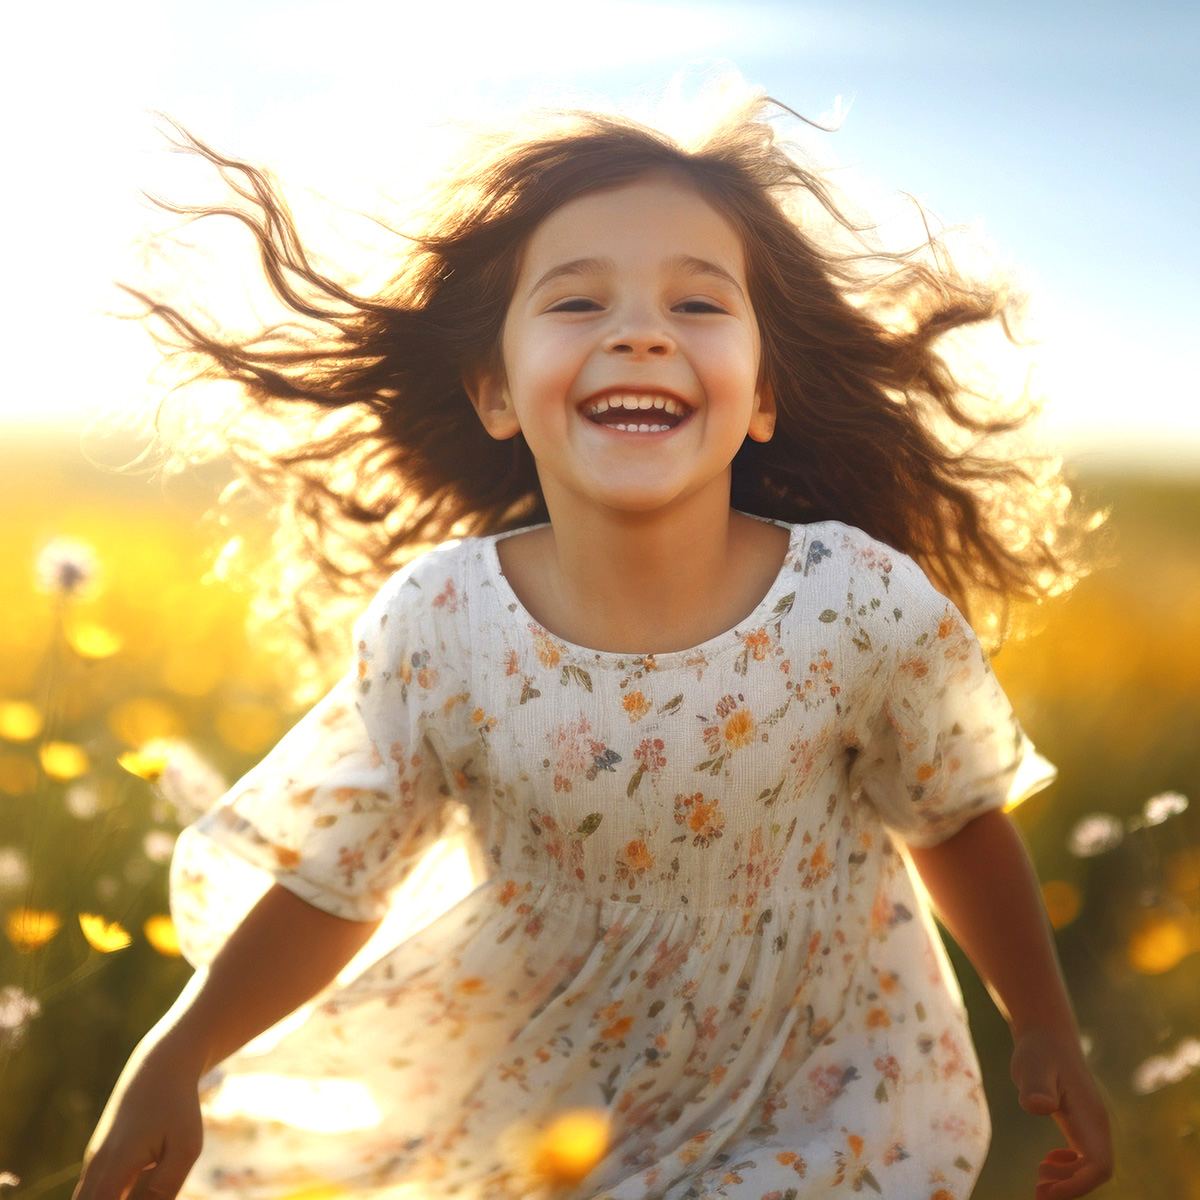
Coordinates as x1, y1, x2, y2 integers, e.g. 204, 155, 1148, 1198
0, 431, 1197, 1199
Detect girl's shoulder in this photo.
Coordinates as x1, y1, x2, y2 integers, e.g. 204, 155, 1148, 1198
360, 537, 482, 633
792, 518, 950, 626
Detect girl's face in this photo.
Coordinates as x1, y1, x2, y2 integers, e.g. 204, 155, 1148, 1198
467, 171, 774, 523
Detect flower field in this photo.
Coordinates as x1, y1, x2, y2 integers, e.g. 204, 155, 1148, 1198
0, 430, 1197, 1198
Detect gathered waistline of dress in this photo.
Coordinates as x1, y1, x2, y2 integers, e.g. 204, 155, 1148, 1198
485, 869, 835, 917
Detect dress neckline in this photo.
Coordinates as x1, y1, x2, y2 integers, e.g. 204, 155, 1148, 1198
482, 516, 810, 669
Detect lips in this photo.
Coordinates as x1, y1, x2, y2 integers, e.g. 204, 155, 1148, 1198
579, 392, 693, 433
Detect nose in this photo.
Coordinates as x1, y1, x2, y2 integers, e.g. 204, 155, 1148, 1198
604, 309, 675, 357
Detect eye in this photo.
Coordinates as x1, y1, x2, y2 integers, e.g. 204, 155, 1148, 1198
547, 297, 602, 313
673, 299, 728, 315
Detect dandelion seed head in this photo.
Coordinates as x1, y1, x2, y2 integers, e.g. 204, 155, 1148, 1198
1143, 791, 1188, 827
65, 782, 102, 819
0, 986, 41, 1049
34, 537, 100, 599
0, 848, 30, 892
1067, 814, 1124, 858
1132, 1037, 1200, 1094
143, 830, 177, 864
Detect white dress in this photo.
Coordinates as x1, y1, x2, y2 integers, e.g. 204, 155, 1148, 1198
171, 518, 1054, 1200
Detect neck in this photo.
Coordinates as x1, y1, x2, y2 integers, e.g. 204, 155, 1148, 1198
505, 488, 785, 655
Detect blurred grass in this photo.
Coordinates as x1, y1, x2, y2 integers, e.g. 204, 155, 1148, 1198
0, 430, 1197, 1198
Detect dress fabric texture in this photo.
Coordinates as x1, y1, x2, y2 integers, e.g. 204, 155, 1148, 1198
171, 519, 1054, 1200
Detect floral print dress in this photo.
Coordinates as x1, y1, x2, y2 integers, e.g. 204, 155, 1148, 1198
171, 518, 1054, 1200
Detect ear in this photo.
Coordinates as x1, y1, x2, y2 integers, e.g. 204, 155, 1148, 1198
746, 380, 776, 443
464, 368, 521, 441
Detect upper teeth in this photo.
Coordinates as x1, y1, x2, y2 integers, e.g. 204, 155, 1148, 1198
584, 394, 688, 417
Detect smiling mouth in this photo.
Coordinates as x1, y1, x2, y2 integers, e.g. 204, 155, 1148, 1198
580, 393, 693, 433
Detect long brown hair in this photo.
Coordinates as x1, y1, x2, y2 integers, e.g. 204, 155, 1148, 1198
122, 93, 1090, 688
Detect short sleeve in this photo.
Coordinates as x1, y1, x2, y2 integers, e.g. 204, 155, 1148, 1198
170, 570, 461, 960
850, 588, 1056, 849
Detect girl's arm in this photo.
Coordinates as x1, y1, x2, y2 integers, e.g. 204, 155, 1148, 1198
907, 808, 1113, 1200
73, 884, 381, 1200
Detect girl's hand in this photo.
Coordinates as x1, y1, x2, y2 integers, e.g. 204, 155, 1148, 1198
72, 1035, 206, 1200
1010, 1026, 1114, 1199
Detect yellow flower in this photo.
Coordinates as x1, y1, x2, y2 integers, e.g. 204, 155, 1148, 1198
1128, 908, 1194, 975
1041, 880, 1082, 930
722, 708, 755, 749
143, 914, 182, 957
530, 1109, 611, 1186
277, 1184, 350, 1200
67, 622, 123, 659
40, 742, 90, 781
118, 746, 171, 783
108, 697, 183, 747
214, 701, 280, 754
0, 753, 39, 796
0, 701, 43, 742
79, 913, 133, 953
5, 907, 63, 952
622, 691, 651, 721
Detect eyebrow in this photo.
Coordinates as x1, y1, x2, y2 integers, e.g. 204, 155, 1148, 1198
529, 254, 745, 298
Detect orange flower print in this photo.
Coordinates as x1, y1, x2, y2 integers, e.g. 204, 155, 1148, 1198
633, 737, 666, 772
601, 1015, 634, 1041
432, 578, 458, 611
875, 1055, 901, 1083
723, 707, 755, 749
798, 842, 834, 889
550, 715, 592, 792
742, 629, 771, 661
477, 709, 498, 733
622, 690, 651, 721
866, 1007, 891, 1028
272, 845, 301, 869
673, 792, 725, 847
337, 845, 366, 885
645, 937, 690, 988
614, 839, 656, 889
533, 629, 562, 668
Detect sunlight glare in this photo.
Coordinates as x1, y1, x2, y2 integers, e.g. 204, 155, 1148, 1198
207, 1075, 382, 1133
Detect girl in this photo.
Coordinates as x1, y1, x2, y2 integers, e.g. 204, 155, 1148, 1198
75, 88, 1112, 1200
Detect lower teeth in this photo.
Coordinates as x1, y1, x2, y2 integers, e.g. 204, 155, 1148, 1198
612, 423, 670, 432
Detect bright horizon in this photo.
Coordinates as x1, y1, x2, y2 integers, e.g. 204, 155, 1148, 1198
4, 0, 1196, 476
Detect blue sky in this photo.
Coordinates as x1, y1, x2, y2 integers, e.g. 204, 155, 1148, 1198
4, 0, 1196, 473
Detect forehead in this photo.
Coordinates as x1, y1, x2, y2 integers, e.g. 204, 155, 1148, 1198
516, 171, 747, 281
